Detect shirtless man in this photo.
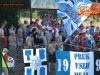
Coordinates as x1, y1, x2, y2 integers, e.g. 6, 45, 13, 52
8, 32, 17, 57
25, 32, 34, 49
48, 38, 57, 72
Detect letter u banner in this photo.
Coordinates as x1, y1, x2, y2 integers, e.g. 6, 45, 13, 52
56, 51, 100, 75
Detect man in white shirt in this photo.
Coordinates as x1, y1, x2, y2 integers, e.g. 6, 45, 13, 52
52, 25, 59, 40
47, 21, 53, 42
86, 30, 92, 40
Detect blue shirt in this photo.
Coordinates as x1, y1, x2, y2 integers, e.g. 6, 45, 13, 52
42, 20, 48, 25
89, 29, 94, 35
84, 40, 91, 48
25, 29, 30, 37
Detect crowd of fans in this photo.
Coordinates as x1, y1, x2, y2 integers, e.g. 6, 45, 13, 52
70, 21, 100, 52
0, 14, 67, 56
1, 14, 100, 74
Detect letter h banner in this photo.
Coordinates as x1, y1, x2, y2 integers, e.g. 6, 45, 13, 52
23, 48, 47, 75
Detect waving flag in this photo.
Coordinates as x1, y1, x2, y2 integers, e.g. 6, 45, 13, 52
55, 0, 92, 39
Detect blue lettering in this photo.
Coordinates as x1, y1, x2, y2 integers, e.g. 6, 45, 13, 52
75, 63, 90, 69
74, 72, 88, 75
40, 67, 45, 75
27, 68, 32, 75
75, 63, 78, 69
75, 72, 82, 75
25, 50, 31, 61
74, 54, 78, 59
74, 53, 90, 60
39, 49, 45, 59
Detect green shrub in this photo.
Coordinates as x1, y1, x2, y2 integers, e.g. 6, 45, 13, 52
0, 0, 19, 29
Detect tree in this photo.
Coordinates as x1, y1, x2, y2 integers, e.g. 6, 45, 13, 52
0, 0, 19, 29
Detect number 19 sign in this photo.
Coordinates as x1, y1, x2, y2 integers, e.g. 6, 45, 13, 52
56, 51, 95, 75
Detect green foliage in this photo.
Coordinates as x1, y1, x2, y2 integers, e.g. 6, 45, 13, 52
20, 10, 58, 19
0, 0, 19, 29
26, 11, 30, 18
32, 10, 40, 19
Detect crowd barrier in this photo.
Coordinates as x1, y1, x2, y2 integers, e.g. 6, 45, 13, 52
23, 48, 100, 75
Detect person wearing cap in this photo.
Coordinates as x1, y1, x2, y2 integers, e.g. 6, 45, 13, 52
23, 19, 28, 32
2, 48, 12, 75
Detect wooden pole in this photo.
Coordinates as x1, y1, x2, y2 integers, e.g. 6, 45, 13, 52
30, 8, 32, 22
48, 10, 50, 16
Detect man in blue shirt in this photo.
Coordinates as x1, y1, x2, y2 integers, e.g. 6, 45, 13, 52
89, 26, 94, 35
25, 25, 31, 38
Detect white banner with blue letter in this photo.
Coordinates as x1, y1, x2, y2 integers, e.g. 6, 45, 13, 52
55, 0, 92, 38
56, 51, 94, 75
23, 48, 47, 75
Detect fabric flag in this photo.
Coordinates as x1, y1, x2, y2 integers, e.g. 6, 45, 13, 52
56, 50, 70, 75
94, 51, 100, 75
56, 50, 94, 75
55, 0, 92, 38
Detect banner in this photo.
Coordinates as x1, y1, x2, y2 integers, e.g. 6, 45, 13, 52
56, 51, 96, 75
94, 51, 100, 75
55, 0, 92, 38
23, 48, 47, 75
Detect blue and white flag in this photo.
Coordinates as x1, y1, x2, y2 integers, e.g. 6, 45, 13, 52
23, 48, 47, 75
56, 50, 94, 75
55, 0, 92, 38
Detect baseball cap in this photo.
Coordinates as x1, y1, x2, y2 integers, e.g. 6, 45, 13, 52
3, 48, 9, 52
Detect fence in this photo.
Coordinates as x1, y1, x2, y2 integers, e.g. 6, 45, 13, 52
0, 37, 99, 75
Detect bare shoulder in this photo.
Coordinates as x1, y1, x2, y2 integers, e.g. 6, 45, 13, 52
26, 36, 29, 40
49, 43, 52, 47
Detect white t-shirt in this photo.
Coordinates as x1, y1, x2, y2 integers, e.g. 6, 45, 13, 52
8, 56, 15, 67
42, 25, 46, 30
55, 28, 59, 38
47, 26, 52, 36
86, 34, 92, 40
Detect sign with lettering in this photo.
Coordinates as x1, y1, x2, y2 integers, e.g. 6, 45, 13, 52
23, 48, 47, 75
56, 51, 95, 75
94, 51, 100, 75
